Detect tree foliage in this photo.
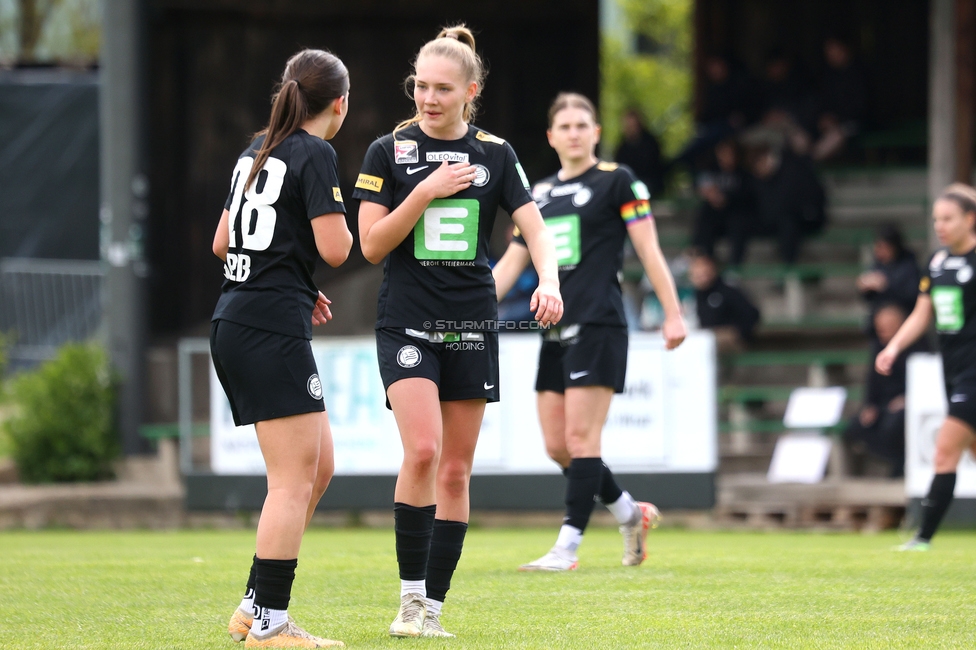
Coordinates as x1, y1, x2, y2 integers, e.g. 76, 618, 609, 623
0, 0, 99, 64
601, 0, 693, 159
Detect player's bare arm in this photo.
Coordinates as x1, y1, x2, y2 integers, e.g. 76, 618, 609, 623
628, 218, 686, 349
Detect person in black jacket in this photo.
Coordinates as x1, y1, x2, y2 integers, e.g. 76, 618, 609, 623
688, 251, 761, 350
856, 225, 920, 330
845, 304, 927, 477
731, 145, 825, 264
691, 139, 756, 261
614, 109, 664, 196
811, 36, 867, 161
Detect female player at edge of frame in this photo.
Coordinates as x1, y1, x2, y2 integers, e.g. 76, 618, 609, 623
877, 183, 976, 551
212, 50, 353, 648
352, 25, 562, 638
493, 93, 687, 572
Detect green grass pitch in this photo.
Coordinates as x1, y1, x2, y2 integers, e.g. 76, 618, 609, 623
1, 527, 975, 648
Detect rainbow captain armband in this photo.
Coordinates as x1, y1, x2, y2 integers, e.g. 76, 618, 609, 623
620, 199, 652, 226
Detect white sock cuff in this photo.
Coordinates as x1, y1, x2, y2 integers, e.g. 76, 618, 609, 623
607, 490, 637, 524
400, 579, 427, 599
426, 598, 444, 616
555, 524, 583, 553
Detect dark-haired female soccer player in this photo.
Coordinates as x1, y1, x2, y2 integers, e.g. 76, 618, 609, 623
494, 93, 686, 572
353, 25, 562, 638
212, 49, 353, 647
877, 183, 976, 551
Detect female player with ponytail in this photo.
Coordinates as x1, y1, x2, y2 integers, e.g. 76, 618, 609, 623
877, 183, 976, 551
353, 25, 562, 638
212, 49, 353, 647
494, 93, 686, 572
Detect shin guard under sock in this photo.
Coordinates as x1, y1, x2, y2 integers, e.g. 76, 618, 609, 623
253, 557, 297, 612
394, 502, 437, 581
564, 457, 603, 532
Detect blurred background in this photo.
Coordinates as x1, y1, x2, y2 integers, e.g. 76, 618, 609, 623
0, 0, 974, 531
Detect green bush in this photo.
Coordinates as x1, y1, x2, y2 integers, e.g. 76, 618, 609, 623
4, 343, 119, 483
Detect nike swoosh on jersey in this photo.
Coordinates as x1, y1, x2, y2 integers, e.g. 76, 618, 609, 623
406, 166, 429, 175
951, 394, 968, 403
569, 371, 589, 380
484, 382, 495, 390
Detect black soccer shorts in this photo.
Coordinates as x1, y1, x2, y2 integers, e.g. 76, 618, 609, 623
945, 369, 976, 432
535, 323, 628, 394
375, 328, 499, 407
210, 319, 325, 426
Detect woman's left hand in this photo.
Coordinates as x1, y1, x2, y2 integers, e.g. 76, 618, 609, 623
312, 291, 333, 325
530, 279, 563, 328
662, 314, 687, 350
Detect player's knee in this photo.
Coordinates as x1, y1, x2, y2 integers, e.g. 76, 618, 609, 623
564, 425, 598, 458
544, 440, 570, 466
404, 438, 440, 472
437, 459, 471, 499
312, 459, 334, 498
933, 443, 963, 472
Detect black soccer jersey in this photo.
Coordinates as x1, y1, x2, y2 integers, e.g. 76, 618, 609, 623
352, 123, 533, 331
920, 246, 976, 379
212, 130, 346, 340
514, 161, 652, 326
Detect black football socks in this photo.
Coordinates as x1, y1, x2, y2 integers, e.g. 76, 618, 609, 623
394, 502, 437, 595
918, 472, 956, 542
564, 457, 604, 532
252, 557, 297, 635
425, 519, 468, 611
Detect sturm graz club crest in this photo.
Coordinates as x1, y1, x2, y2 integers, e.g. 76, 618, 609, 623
397, 345, 422, 368
471, 164, 490, 187
307, 374, 323, 399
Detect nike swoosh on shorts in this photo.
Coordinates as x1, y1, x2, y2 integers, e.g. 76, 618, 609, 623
569, 371, 589, 380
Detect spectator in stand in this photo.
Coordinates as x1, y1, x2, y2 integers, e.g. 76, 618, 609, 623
699, 53, 755, 130
730, 145, 825, 264
688, 250, 761, 352
692, 139, 756, 261
758, 49, 812, 129
614, 109, 664, 196
672, 54, 755, 173
844, 303, 927, 477
811, 35, 867, 161
856, 225, 920, 334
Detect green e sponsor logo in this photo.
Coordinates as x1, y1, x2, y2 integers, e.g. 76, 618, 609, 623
414, 198, 480, 260
932, 286, 965, 332
546, 214, 581, 267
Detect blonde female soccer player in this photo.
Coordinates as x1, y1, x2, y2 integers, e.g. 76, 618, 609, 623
494, 93, 686, 572
877, 184, 976, 551
352, 25, 562, 638
213, 49, 353, 648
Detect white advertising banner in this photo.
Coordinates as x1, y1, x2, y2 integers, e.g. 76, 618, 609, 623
211, 331, 717, 476
905, 353, 976, 497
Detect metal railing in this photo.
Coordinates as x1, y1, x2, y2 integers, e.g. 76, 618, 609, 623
0, 258, 103, 365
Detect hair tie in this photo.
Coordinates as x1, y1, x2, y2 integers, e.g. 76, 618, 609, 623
444, 32, 459, 40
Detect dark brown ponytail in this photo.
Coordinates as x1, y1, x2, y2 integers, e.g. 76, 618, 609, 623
246, 49, 349, 192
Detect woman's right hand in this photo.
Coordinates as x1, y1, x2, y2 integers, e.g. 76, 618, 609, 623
419, 160, 476, 199
875, 344, 899, 376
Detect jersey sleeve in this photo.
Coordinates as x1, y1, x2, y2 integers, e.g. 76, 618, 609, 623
614, 165, 653, 228
300, 140, 346, 220
498, 143, 534, 215
351, 138, 394, 208
920, 253, 936, 295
